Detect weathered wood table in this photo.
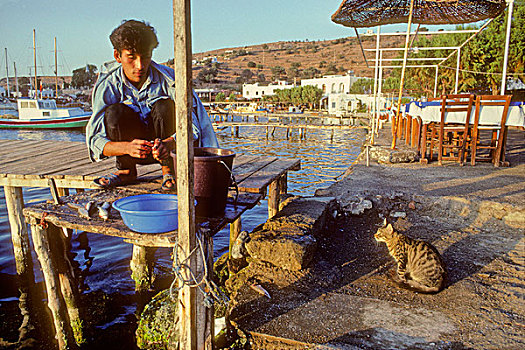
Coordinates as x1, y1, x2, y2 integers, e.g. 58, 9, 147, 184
22, 186, 261, 348
1, 139, 300, 349
1, 139, 300, 275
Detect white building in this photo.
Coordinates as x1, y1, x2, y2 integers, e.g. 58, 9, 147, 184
301, 74, 368, 95
242, 81, 295, 100
29, 88, 54, 98
195, 88, 218, 102
328, 93, 389, 116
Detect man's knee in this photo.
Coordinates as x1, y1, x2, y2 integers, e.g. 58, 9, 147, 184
104, 103, 135, 129
151, 99, 175, 121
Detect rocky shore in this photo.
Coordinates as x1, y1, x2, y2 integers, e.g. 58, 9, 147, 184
138, 123, 524, 349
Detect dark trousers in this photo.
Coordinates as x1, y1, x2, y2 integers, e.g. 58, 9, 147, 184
104, 99, 175, 171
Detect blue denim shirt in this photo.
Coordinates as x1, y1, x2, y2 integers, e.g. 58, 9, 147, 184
86, 60, 219, 161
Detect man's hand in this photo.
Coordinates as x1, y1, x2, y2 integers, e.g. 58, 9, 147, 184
152, 137, 174, 161
126, 139, 153, 158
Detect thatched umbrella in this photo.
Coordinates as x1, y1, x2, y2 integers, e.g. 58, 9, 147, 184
332, 0, 506, 28
331, 0, 507, 149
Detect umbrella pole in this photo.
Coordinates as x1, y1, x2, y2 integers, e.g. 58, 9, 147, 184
391, 0, 415, 149
371, 26, 381, 145
501, 0, 514, 94
434, 65, 439, 98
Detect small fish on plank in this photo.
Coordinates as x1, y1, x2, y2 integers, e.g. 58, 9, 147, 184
97, 202, 111, 221
250, 284, 271, 299
85, 201, 97, 216
67, 202, 91, 220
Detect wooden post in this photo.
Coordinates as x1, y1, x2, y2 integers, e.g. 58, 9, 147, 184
48, 224, 85, 346
405, 116, 411, 145
196, 232, 214, 349
130, 245, 156, 292
30, 223, 74, 350
4, 186, 33, 279
173, 0, 199, 348
392, 0, 415, 150
278, 173, 288, 195
229, 217, 242, 258
268, 179, 280, 219
57, 187, 69, 197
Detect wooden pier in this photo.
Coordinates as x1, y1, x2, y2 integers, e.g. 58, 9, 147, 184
0, 138, 300, 349
210, 111, 369, 140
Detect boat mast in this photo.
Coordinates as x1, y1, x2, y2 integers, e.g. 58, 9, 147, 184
5, 48, 9, 98
54, 37, 58, 98
33, 29, 38, 99
14, 62, 19, 97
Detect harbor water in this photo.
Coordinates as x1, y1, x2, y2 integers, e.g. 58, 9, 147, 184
0, 119, 365, 348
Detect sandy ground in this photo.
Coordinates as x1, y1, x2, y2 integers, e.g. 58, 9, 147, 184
230, 126, 525, 349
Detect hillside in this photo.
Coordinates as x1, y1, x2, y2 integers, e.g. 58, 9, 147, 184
191, 34, 408, 89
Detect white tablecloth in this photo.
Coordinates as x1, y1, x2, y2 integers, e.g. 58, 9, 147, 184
407, 102, 525, 127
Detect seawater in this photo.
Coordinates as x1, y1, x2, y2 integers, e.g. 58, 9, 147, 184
0, 118, 365, 346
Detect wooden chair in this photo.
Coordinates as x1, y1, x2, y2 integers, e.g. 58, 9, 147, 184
428, 94, 475, 165
469, 95, 512, 167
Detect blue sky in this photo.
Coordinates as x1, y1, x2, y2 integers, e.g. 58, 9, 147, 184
0, 0, 446, 78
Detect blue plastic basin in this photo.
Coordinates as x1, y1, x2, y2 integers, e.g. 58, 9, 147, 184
112, 194, 179, 233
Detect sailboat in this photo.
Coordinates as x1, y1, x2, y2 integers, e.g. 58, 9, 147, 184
0, 31, 91, 129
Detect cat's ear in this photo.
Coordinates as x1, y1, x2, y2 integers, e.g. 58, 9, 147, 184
382, 218, 388, 227
386, 224, 394, 233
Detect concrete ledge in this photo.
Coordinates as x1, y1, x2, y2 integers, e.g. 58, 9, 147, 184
245, 196, 337, 271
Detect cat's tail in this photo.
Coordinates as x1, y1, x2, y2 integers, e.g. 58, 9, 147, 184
392, 274, 445, 294
405, 279, 444, 294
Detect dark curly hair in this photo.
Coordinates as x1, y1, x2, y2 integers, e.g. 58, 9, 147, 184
110, 20, 159, 54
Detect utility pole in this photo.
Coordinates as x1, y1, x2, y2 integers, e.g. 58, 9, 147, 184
501, 0, 514, 94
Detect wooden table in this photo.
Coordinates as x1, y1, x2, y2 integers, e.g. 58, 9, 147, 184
21, 186, 261, 348
1, 139, 300, 275
0, 139, 300, 349
404, 101, 525, 165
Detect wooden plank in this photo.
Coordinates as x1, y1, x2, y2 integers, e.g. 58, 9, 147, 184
0, 141, 78, 167
237, 158, 301, 193
0, 140, 82, 158
231, 154, 260, 168
0, 147, 89, 174
59, 160, 116, 177
233, 156, 278, 184
0, 176, 92, 189
0, 139, 30, 154
216, 122, 362, 130
20, 149, 90, 176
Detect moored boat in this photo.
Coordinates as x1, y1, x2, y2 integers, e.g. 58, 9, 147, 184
0, 98, 91, 129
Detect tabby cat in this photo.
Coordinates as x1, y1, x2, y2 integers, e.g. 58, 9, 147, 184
374, 219, 446, 293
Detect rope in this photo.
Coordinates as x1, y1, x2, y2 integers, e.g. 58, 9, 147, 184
169, 228, 229, 309
440, 65, 524, 76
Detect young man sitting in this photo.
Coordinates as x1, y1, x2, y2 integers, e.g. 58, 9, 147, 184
86, 19, 218, 190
